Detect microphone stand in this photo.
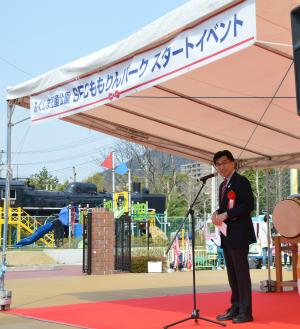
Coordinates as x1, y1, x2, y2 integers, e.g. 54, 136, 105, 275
164, 179, 226, 329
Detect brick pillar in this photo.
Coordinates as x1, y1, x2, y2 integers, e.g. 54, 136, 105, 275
91, 208, 115, 275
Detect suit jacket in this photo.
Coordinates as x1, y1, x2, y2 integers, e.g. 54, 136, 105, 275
218, 172, 256, 249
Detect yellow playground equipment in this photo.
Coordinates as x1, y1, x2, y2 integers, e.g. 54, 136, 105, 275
104, 192, 129, 218
103, 192, 167, 240
0, 207, 54, 248
104, 192, 148, 218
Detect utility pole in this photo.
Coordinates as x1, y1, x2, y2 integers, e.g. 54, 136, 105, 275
0, 150, 4, 178
144, 159, 149, 189
73, 166, 77, 182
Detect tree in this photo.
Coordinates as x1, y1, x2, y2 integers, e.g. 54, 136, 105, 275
167, 191, 187, 216
242, 169, 265, 216
84, 172, 105, 192
114, 141, 176, 193
29, 167, 59, 190
242, 168, 291, 215
57, 179, 70, 191
113, 141, 190, 215
173, 172, 213, 219
112, 141, 219, 217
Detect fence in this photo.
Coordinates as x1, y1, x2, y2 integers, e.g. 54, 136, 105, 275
131, 216, 206, 244
130, 216, 216, 269
131, 246, 219, 270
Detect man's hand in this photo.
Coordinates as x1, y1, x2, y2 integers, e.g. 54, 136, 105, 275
211, 211, 218, 224
213, 212, 228, 226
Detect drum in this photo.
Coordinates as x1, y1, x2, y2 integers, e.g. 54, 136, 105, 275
272, 198, 300, 238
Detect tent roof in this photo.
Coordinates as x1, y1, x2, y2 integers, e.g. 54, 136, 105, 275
6, 0, 300, 170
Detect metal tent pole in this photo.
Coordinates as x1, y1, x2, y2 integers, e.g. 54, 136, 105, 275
112, 151, 115, 213
265, 169, 273, 292
0, 101, 13, 310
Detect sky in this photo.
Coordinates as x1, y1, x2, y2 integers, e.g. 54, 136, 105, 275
0, 0, 188, 182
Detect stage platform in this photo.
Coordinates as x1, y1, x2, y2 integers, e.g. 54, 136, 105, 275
1, 266, 297, 329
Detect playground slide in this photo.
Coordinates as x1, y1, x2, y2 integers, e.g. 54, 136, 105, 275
15, 221, 55, 247
114, 207, 125, 219
58, 207, 69, 226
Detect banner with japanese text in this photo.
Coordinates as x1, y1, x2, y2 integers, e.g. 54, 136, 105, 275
30, 0, 256, 123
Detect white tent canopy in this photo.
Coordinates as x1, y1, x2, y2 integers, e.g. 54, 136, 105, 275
6, 0, 300, 170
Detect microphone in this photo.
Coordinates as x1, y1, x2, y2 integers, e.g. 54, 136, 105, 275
197, 172, 217, 182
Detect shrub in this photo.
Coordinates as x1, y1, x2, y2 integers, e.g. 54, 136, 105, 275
131, 255, 166, 273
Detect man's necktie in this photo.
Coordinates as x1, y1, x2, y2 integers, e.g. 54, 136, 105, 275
221, 178, 227, 201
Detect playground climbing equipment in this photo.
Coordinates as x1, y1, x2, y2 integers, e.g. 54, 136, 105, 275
0, 207, 54, 248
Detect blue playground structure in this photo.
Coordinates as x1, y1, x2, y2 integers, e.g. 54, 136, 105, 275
14, 221, 55, 247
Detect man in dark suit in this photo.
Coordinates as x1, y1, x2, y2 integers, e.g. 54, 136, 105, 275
212, 150, 256, 324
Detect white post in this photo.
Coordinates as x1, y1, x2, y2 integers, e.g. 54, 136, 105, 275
68, 204, 72, 248
78, 204, 81, 224
211, 165, 216, 214
265, 169, 272, 288
290, 169, 298, 195
128, 169, 131, 214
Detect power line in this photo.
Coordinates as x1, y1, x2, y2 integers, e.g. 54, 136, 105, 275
7, 141, 115, 167
8, 135, 106, 154
48, 159, 99, 174
8, 147, 102, 166
0, 55, 34, 77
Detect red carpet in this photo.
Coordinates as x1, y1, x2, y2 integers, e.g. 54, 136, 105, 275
10, 291, 300, 329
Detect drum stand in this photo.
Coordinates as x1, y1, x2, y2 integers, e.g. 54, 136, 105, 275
273, 235, 300, 292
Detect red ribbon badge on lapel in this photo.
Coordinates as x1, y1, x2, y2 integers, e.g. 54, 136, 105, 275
227, 190, 236, 209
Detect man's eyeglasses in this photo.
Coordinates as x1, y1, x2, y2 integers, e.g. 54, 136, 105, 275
214, 160, 233, 168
